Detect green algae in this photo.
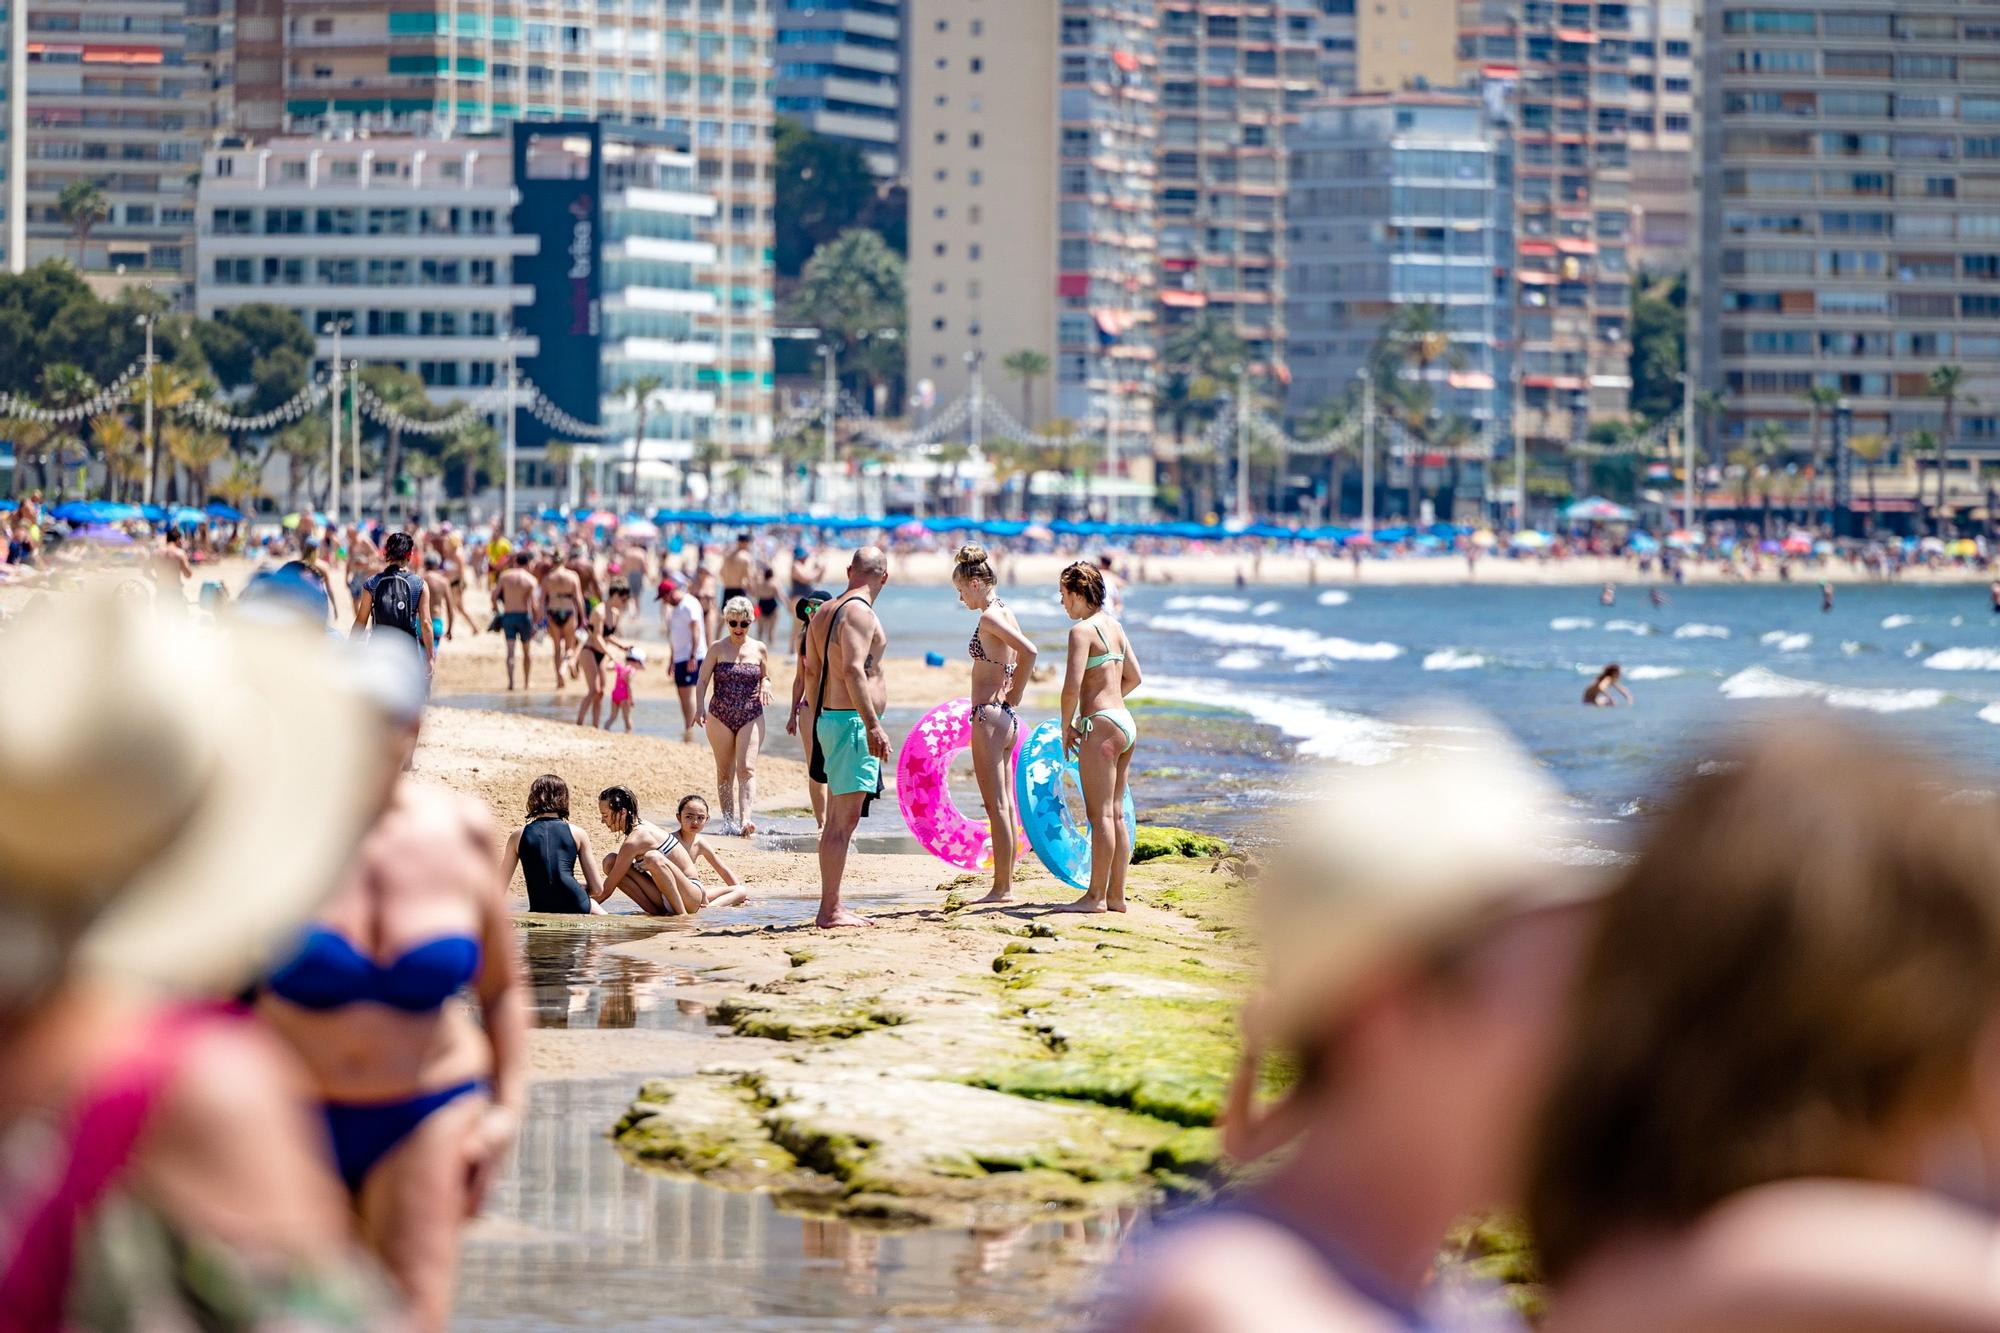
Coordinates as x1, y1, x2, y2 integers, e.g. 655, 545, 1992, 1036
715, 995, 908, 1041
1132, 825, 1230, 863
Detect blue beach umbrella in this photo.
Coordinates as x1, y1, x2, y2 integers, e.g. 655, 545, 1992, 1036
204, 501, 245, 522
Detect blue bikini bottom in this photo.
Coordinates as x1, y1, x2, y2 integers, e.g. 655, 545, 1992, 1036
323, 1079, 486, 1194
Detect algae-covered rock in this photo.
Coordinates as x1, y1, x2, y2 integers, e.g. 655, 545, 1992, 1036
1132, 825, 1230, 863
715, 995, 908, 1041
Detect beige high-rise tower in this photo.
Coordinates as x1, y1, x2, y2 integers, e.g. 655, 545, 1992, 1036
907, 0, 1155, 446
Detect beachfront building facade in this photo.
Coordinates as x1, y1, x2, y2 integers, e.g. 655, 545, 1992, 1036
1154, 1, 1317, 386
22, 0, 226, 299
907, 0, 1156, 458
1285, 90, 1512, 514
1625, 1, 1696, 270
776, 0, 902, 177
233, 0, 775, 454
0, 7, 22, 275
193, 132, 539, 401
1695, 0, 2000, 503
1458, 0, 1635, 454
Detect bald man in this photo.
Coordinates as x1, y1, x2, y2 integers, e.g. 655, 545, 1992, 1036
799, 545, 890, 928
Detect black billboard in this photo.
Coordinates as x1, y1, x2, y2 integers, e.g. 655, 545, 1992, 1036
512, 122, 603, 448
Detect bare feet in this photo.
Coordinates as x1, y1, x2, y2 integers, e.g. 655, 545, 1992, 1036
816, 909, 875, 928
1049, 894, 1108, 914
740, 820, 757, 836
972, 888, 1014, 904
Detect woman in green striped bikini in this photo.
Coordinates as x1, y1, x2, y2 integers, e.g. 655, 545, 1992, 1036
1055, 560, 1144, 914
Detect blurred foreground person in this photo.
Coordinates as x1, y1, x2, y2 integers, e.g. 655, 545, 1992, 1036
1533, 723, 2000, 1333
1106, 719, 1601, 1332
260, 632, 525, 1332
0, 591, 389, 1329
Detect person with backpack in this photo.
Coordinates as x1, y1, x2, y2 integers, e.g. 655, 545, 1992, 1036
352, 531, 435, 673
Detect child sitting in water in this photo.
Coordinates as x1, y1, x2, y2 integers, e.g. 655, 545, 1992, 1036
605, 646, 644, 732
664, 794, 750, 909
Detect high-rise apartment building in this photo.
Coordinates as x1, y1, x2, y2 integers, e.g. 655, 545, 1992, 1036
1155, 1, 1315, 382
23, 1, 220, 295
1626, 1, 1694, 269
775, 0, 902, 176
1460, 1, 1633, 453
1696, 0, 2000, 483
1285, 91, 1512, 506
0, 8, 23, 274
234, 0, 775, 452
908, 0, 1155, 449
195, 133, 540, 400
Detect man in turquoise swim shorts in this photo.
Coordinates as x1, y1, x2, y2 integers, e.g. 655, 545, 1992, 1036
799, 546, 891, 929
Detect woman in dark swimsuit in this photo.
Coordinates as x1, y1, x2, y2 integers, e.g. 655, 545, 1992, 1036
500, 775, 609, 914
953, 543, 1038, 904
573, 583, 633, 728
695, 595, 772, 835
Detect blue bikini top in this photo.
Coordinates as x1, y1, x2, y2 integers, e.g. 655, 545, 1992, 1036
267, 926, 480, 1012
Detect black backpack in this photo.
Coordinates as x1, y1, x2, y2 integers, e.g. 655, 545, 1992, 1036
370, 568, 422, 639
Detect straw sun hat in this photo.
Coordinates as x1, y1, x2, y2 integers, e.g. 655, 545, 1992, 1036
1257, 710, 1599, 1044
0, 589, 383, 999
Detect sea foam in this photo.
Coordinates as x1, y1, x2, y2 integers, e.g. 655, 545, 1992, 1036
1759, 630, 1813, 652
1316, 589, 1352, 607
1146, 613, 1403, 661
1550, 617, 1594, 631
1673, 623, 1730, 639
1141, 678, 1405, 765
1162, 595, 1251, 613
1216, 649, 1264, 671
1924, 647, 2000, 672
1720, 666, 1942, 713
1882, 614, 1916, 629
1423, 649, 1487, 672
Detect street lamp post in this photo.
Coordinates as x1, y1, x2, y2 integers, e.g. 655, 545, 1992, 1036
1679, 370, 1696, 535
818, 344, 838, 513
321, 318, 349, 526
1512, 365, 1527, 532
965, 348, 984, 523
1233, 362, 1250, 525
1357, 366, 1375, 536
499, 331, 518, 537
136, 315, 156, 506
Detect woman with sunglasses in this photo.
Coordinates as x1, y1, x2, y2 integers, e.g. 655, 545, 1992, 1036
694, 594, 772, 835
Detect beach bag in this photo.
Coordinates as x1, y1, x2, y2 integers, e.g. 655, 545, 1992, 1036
370, 569, 421, 639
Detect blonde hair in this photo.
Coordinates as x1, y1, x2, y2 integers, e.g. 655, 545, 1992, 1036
721, 595, 755, 622
1528, 722, 2000, 1280
952, 542, 995, 585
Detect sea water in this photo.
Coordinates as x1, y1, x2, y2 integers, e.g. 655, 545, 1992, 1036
874, 579, 2000, 852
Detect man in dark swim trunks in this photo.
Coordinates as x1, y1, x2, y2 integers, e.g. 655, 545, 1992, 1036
494, 551, 541, 691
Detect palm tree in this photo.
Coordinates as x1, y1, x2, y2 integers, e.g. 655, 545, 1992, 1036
88, 414, 133, 502
5, 419, 53, 498
1002, 349, 1051, 428
1927, 364, 1966, 533
1847, 432, 1890, 535
267, 420, 321, 512
359, 366, 433, 523
211, 457, 264, 518
40, 364, 98, 500
57, 181, 109, 268
406, 452, 443, 527
692, 438, 727, 508
136, 364, 196, 505
1751, 420, 1788, 533
1799, 384, 1840, 529
543, 440, 577, 510
1376, 303, 1467, 394
1694, 388, 1727, 471
444, 420, 500, 502
1909, 428, 1946, 534
169, 426, 229, 507
623, 374, 666, 500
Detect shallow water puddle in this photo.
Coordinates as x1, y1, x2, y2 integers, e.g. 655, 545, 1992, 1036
455, 1080, 1133, 1329
518, 921, 711, 1033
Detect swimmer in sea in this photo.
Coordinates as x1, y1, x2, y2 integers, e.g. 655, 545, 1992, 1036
1822, 581, 1835, 613
1584, 663, 1633, 707
1600, 582, 1616, 607
1649, 586, 1669, 608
